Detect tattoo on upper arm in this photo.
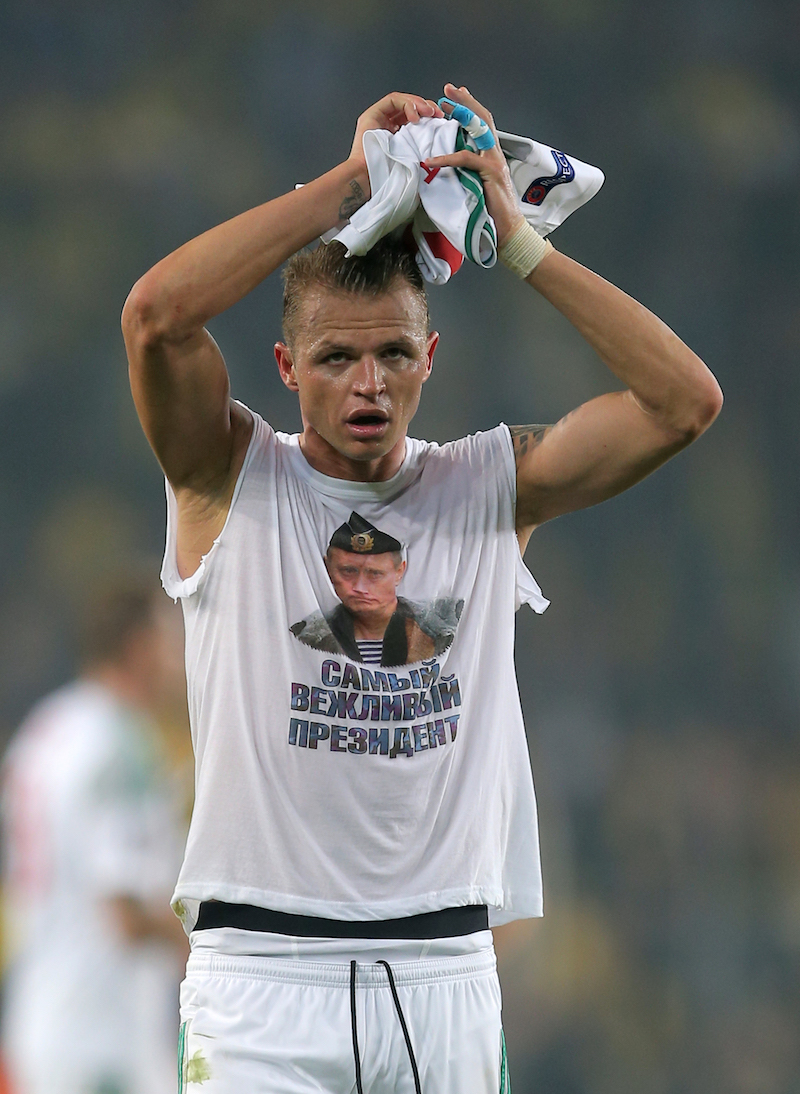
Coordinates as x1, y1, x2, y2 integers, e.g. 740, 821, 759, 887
338, 180, 366, 221
509, 424, 551, 466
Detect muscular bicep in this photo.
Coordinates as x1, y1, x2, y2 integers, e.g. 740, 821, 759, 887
124, 311, 238, 492
512, 390, 692, 537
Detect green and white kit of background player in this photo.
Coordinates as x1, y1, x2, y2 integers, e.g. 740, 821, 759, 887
2, 682, 185, 1094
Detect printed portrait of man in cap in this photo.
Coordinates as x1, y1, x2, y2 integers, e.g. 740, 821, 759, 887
290, 512, 463, 667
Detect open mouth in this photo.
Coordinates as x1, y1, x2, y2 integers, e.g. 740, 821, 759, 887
345, 410, 389, 438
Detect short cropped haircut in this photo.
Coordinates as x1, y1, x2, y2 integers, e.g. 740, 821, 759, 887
79, 577, 159, 669
282, 236, 429, 346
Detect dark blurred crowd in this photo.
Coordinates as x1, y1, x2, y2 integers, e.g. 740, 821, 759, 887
1, 0, 799, 1091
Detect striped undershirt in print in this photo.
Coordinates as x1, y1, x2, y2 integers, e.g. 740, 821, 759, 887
356, 640, 383, 665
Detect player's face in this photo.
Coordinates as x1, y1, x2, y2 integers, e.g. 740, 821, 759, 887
325, 548, 406, 622
275, 284, 438, 473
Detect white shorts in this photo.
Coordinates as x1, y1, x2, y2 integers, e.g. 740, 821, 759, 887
179, 932, 511, 1094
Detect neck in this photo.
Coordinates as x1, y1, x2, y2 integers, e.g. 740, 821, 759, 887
299, 428, 407, 482
352, 602, 398, 640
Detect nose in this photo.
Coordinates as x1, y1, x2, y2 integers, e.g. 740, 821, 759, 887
352, 355, 386, 397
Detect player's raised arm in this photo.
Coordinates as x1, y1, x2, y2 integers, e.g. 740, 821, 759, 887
425, 84, 723, 546
121, 93, 443, 497
509, 251, 723, 536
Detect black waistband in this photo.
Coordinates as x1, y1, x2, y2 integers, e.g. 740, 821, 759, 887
194, 901, 489, 939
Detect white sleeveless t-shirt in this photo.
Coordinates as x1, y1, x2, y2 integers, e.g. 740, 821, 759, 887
162, 409, 549, 930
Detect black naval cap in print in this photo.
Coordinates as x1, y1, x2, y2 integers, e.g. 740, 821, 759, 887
328, 512, 403, 555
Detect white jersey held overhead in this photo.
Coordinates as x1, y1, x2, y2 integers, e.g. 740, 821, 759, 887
328, 114, 604, 285
122, 84, 722, 1093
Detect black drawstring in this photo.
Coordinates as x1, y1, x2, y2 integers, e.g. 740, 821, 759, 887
350, 959, 423, 1094
378, 960, 422, 1094
350, 960, 364, 1094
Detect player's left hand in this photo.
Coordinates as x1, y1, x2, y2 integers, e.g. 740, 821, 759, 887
348, 93, 445, 198
422, 84, 523, 247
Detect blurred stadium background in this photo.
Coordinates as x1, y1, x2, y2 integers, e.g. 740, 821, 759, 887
1, 1, 799, 1090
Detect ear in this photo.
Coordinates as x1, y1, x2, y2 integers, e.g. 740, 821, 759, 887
275, 342, 299, 391
396, 559, 407, 585
422, 331, 440, 383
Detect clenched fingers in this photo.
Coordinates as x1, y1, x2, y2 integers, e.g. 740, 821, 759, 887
367, 93, 444, 131
441, 82, 497, 134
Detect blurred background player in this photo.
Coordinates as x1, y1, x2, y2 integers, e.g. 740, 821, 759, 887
0, 576, 190, 1094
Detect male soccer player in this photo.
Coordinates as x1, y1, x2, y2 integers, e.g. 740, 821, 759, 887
1, 579, 189, 1094
122, 85, 722, 1093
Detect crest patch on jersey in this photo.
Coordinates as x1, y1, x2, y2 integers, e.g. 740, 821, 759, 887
522, 149, 576, 206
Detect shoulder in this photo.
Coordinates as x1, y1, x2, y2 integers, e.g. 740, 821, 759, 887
423, 425, 513, 470
196, 404, 303, 513
399, 596, 463, 629
290, 609, 344, 654
414, 426, 516, 506
397, 597, 463, 656
233, 403, 310, 480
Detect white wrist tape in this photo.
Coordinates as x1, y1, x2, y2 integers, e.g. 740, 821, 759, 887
499, 220, 553, 279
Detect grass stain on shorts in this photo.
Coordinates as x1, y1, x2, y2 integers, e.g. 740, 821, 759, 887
185, 1050, 212, 1085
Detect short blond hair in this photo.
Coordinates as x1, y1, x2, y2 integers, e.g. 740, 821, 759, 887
281, 237, 429, 346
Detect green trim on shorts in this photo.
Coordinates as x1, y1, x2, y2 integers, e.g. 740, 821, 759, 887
500, 1028, 511, 1094
178, 1020, 188, 1094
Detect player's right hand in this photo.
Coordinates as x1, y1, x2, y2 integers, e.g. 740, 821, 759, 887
423, 84, 523, 247
348, 94, 444, 198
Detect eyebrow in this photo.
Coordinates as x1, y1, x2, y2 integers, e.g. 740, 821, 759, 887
313, 337, 418, 357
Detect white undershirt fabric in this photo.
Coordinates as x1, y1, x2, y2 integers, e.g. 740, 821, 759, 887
162, 409, 549, 934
